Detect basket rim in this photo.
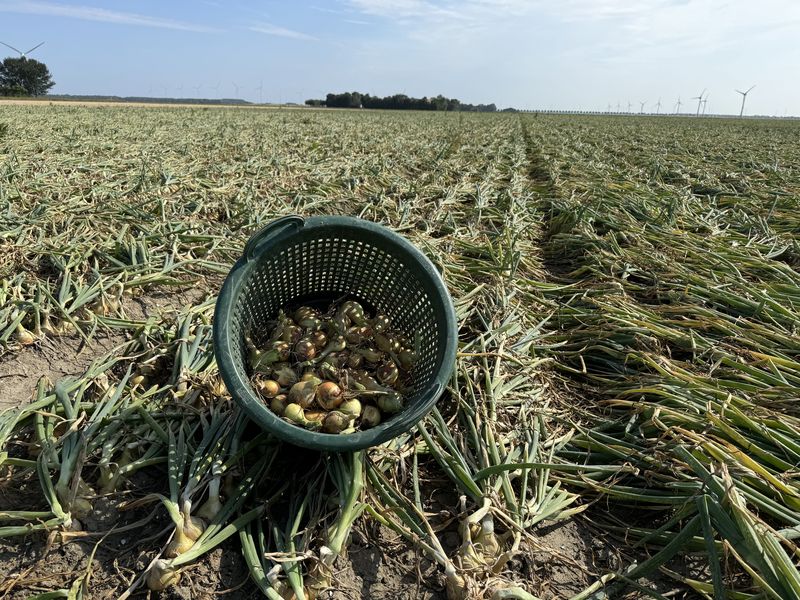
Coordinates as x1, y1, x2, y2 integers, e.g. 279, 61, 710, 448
213, 214, 458, 452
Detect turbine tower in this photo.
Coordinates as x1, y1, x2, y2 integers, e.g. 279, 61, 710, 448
691, 89, 706, 116
627, 101, 632, 113
639, 100, 646, 114
0, 41, 44, 58
735, 85, 755, 117
702, 94, 709, 116
655, 98, 662, 114
675, 97, 682, 114
232, 82, 241, 98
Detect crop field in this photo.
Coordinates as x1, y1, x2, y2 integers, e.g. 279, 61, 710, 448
1, 103, 799, 599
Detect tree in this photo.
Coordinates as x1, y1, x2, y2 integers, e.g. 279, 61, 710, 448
0, 57, 55, 96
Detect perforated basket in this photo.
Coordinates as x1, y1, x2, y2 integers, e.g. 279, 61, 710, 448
213, 215, 457, 452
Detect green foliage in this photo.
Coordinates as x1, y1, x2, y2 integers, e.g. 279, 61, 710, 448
310, 90, 498, 111
0, 57, 55, 96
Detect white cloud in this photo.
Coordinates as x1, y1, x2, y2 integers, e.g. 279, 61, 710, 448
249, 23, 318, 41
0, 0, 219, 32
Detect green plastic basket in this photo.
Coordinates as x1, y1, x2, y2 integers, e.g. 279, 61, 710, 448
213, 215, 457, 452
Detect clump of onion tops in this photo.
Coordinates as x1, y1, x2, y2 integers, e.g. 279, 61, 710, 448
246, 300, 417, 434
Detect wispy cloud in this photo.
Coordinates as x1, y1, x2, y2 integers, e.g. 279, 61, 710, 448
0, 0, 219, 32
344, 19, 371, 25
249, 23, 318, 41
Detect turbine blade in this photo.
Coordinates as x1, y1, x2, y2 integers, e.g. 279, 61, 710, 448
25, 42, 44, 54
0, 41, 23, 54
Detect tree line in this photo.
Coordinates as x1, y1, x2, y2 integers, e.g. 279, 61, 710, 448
306, 91, 498, 112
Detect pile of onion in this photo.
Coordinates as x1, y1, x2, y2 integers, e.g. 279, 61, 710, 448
247, 300, 417, 434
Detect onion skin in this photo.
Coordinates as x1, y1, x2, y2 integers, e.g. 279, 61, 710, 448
274, 366, 298, 387
295, 339, 316, 361
270, 394, 288, 416
293, 306, 318, 322
316, 381, 343, 410
339, 398, 362, 418
311, 330, 328, 350
398, 349, 417, 371
147, 559, 181, 591
371, 314, 391, 333
258, 379, 280, 398
281, 325, 303, 345
361, 405, 382, 429
376, 360, 399, 386
289, 378, 320, 408
322, 411, 350, 433
284, 403, 308, 425
378, 392, 404, 414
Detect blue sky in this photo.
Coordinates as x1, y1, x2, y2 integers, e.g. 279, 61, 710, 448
1, 0, 798, 115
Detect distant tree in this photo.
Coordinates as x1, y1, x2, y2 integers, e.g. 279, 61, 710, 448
0, 57, 55, 96
305, 98, 325, 106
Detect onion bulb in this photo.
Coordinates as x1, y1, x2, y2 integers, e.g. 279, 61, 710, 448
15, 324, 36, 346
398, 349, 417, 371
295, 339, 316, 361
147, 559, 181, 591
376, 360, 399, 386
284, 403, 309, 425
378, 392, 404, 414
316, 381, 343, 410
322, 411, 350, 433
375, 333, 400, 354
273, 366, 298, 387
289, 378, 320, 408
347, 352, 363, 368
293, 306, 318, 322
339, 398, 362, 418
371, 314, 391, 333
257, 379, 280, 398
361, 405, 381, 429
281, 325, 303, 345
311, 330, 328, 350
270, 394, 288, 416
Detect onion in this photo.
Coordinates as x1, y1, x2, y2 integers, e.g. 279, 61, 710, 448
331, 313, 350, 334
371, 314, 391, 333
376, 360, 399, 386
322, 411, 350, 433
283, 403, 308, 425
304, 410, 326, 424
361, 405, 382, 429
273, 366, 298, 387
289, 378, 320, 408
375, 333, 400, 354
347, 352, 363, 368
295, 339, 316, 361
281, 325, 303, 344
147, 559, 181, 591
398, 349, 417, 371
293, 306, 318, 322
257, 379, 280, 398
316, 381, 343, 410
270, 394, 288, 416
356, 347, 383, 364
341, 301, 368, 326
15, 324, 36, 346
339, 398, 362, 418
298, 316, 322, 331
345, 326, 373, 345
378, 392, 404, 414
311, 330, 328, 350
196, 477, 223, 521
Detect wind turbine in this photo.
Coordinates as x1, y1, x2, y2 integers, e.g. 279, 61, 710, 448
192, 84, 202, 97
209, 82, 221, 97
607, 102, 612, 113
232, 82, 241, 98
735, 85, 755, 117
655, 98, 662, 114
616, 101, 621, 112
639, 100, 646, 114
675, 97, 682, 114
702, 94, 709, 116
255, 80, 264, 104
0, 41, 44, 58
692, 89, 706, 116
627, 101, 632, 113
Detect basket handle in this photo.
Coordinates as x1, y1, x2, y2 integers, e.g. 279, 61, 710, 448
244, 215, 305, 262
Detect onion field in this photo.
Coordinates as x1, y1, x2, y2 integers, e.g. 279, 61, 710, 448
1, 104, 799, 599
